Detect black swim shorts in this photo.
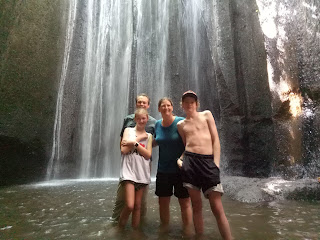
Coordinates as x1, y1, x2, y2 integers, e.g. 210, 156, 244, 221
181, 151, 223, 198
155, 172, 189, 198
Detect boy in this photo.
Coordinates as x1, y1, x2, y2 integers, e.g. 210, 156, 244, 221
177, 90, 232, 239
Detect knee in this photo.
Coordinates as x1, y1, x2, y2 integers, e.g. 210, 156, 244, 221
191, 201, 202, 213
134, 202, 141, 211
211, 205, 225, 218
179, 199, 191, 211
125, 203, 134, 212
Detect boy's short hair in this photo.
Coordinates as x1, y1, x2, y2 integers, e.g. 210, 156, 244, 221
136, 93, 150, 105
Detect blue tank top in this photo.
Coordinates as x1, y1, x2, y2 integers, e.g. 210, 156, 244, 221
155, 116, 185, 173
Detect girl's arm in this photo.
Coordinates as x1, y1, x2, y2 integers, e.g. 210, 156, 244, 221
120, 128, 134, 154
136, 134, 152, 159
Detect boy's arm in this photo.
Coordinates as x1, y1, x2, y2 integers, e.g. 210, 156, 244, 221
177, 121, 186, 168
205, 110, 221, 168
177, 120, 186, 146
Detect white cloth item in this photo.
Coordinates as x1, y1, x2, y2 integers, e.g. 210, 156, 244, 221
120, 127, 151, 184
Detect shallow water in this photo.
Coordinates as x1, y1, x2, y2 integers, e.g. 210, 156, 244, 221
0, 180, 319, 240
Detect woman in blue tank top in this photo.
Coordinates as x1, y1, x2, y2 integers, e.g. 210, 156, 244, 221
154, 97, 193, 236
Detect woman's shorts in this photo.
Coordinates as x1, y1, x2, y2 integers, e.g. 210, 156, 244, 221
155, 172, 189, 198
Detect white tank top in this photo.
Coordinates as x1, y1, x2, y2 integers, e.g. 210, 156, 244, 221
119, 127, 151, 184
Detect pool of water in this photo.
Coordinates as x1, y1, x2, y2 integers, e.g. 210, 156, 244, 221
0, 180, 319, 239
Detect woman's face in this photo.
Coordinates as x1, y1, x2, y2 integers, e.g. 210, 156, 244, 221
135, 113, 148, 127
158, 99, 173, 116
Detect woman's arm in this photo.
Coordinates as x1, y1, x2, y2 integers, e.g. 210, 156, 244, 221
152, 137, 158, 147
136, 134, 152, 159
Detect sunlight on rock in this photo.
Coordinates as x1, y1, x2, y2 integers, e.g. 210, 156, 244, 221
288, 92, 302, 117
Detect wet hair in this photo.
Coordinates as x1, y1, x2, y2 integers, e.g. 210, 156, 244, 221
158, 97, 173, 108
134, 108, 149, 118
135, 93, 150, 105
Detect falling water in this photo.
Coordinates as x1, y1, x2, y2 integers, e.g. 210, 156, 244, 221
46, 0, 78, 180
46, 0, 209, 179
181, 0, 203, 91
46, 0, 319, 179
135, 0, 169, 108
79, 0, 133, 178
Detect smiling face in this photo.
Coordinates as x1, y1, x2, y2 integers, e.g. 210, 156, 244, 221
135, 113, 148, 127
136, 96, 150, 109
134, 108, 149, 127
158, 99, 173, 117
181, 96, 198, 114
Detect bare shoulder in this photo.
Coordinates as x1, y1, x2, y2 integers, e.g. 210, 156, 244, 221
201, 110, 214, 119
177, 119, 185, 127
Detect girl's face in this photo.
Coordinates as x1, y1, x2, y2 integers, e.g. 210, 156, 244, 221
135, 113, 148, 127
158, 99, 173, 116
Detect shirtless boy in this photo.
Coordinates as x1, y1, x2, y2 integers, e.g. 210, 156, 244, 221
177, 90, 232, 240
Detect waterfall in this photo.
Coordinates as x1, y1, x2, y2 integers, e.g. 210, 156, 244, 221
46, 0, 319, 180
46, 0, 78, 180
47, 0, 208, 179
45, 0, 217, 180
79, 0, 133, 178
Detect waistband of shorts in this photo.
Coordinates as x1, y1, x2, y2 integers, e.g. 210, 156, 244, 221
184, 151, 213, 159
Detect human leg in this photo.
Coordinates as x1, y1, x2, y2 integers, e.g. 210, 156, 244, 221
178, 197, 193, 236
158, 196, 171, 232
207, 191, 232, 240
118, 181, 135, 228
140, 185, 148, 218
112, 181, 125, 221
156, 172, 175, 233
187, 188, 204, 235
132, 187, 145, 229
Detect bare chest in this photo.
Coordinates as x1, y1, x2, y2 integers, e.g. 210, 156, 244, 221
183, 119, 208, 136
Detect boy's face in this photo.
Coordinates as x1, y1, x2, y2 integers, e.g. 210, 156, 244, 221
136, 96, 150, 109
182, 97, 197, 113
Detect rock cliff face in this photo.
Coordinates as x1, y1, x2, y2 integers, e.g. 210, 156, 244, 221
1, 0, 319, 184
0, 0, 66, 185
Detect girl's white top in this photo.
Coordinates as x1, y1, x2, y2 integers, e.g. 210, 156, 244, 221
120, 127, 151, 184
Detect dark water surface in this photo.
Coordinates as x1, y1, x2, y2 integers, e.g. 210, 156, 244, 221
0, 180, 319, 239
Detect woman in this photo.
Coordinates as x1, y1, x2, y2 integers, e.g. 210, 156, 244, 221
118, 108, 152, 230
154, 97, 193, 236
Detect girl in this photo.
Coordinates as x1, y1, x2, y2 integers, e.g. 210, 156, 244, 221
118, 108, 152, 229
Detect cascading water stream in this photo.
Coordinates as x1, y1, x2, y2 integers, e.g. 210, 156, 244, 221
79, 0, 134, 178
47, 0, 208, 179
46, 0, 319, 180
46, 0, 78, 180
